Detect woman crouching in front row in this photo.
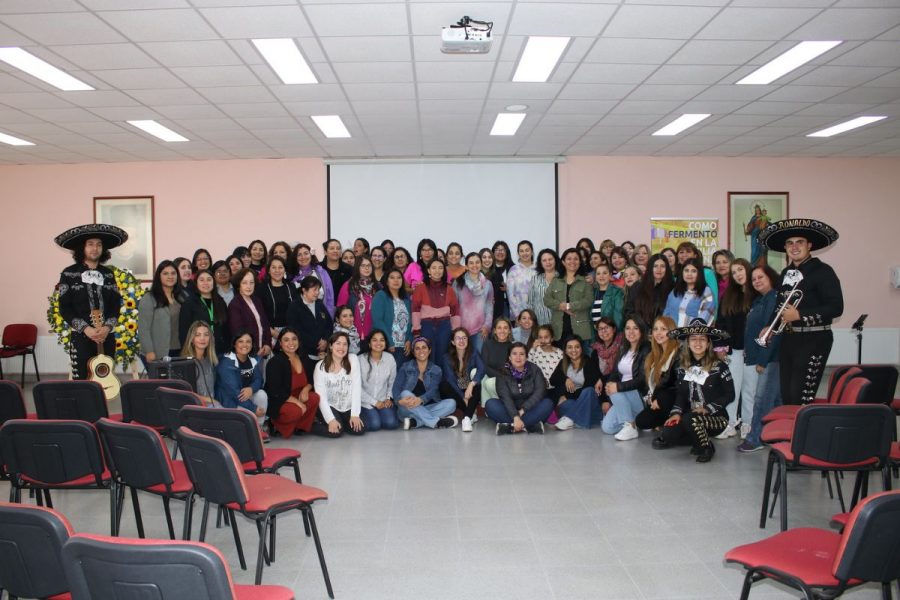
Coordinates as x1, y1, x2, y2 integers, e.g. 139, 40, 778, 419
652, 319, 734, 463
486, 342, 554, 435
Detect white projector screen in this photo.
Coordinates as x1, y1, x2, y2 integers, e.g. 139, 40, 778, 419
328, 162, 558, 258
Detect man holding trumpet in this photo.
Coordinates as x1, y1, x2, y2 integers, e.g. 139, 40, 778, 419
758, 219, 843, 406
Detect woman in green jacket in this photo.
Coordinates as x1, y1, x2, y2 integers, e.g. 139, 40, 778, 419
544, 248, 595, 343
590, 263, 624, 329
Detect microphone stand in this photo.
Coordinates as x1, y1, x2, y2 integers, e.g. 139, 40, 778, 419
851, 314, 868, 365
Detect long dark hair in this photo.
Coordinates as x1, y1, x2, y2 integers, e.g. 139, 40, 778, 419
491, 240, 513, 273
72, 240, 111, 264
191, 248, 212, 273
275, 326, 302, 355
362, 329, 388, 380
424, 258, 448, 290
673, 257, 707, 297
321, 332, 352, 374
633, 254, 673, 323
347, 255, 379, 295
535, 248, 561, 276
354, 237, 371, 256
150, 260, 181, 307
193, 268, 227, 326
446, 326, 473, 377
383, 268, 408, 299
576, 237, 596, 254
388, 246, 411, 272
560, 335, 585, 373
415, 238, 437, 273
248, 239, 267, 266
292, 243, 320, 270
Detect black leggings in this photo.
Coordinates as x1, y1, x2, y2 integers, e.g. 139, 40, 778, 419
779, 330, 832, 406
439, 381, 481, 418
310, 408, 366, 438
659, 413, 728, 449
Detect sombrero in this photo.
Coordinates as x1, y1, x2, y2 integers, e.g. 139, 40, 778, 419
668, 318, 730, 343
758, 218, 839, 252
54, 223, 128, 251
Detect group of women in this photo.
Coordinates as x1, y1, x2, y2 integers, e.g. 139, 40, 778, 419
136, 235, 782, 457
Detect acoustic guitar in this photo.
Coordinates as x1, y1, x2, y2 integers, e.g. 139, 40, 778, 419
87, 309, 120, 400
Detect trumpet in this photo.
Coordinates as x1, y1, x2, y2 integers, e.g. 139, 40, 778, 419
755, 286, 803, 347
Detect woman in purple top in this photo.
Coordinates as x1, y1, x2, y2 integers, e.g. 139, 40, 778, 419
292, 242, 335, 317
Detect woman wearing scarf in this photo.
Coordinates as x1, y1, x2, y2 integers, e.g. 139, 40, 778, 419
454, 252, 494, 356
336, 255, 381, 341
486, 342, 554, 435
292, 242, 335, 317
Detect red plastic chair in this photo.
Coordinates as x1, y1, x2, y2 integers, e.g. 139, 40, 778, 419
177, 426, 332, 596
761, 377, 872, 444
120, 378, 192, 431
95, 418, 195, 541
760, 404, 894, 532
762, 366, 860, 424
728, 490, 900, 600
0, 324, 39, 387
0, 502, 73, 600
33, 380, 122, 423
0, 419, 115, 534
61, 533, 294, 600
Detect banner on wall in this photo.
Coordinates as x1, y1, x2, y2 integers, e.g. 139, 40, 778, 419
650, 218, 720, 264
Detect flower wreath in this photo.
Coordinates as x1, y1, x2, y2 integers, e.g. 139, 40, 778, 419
48, 265, 146, 368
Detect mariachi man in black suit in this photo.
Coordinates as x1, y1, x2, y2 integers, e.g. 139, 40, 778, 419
758, 219, 842, 406
55, 224, 126, 380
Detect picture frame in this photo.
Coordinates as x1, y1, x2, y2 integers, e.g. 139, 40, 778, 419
727, 192, 789, 267
93, 196, 155, 281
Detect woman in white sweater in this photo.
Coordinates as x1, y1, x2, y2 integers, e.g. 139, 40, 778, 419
312, 331, 365, 438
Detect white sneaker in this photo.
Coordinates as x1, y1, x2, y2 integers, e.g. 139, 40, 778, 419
471, 413, 478, 424
555, 416, 575, 431
715, 422, 737, 439
614, 422, 639, 441
740, 423, 751, 439
461, 416, 473, 432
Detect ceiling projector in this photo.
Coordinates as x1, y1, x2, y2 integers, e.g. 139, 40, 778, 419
441, 16, 493, 54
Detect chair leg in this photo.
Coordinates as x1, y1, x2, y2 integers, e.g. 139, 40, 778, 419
254, 517, 270, 585
115, 485, 126, 535
162, 496, 176, 540
834, 472, 846, 512
130, 487, 145, 538
32, 352, 39, 382
230, 509, 247, 571
270, 515, 276, 562
255, 520, 271, 566
769, 470, 782, 519
881, 582, 891, 600
760, 452, 776, 528
182, 494, 194, 540
35, 488, 43, 506
293, 461, 301, 483
43, 489, 53, 508
199, 501, 210, 542
20, 355, 26, 388
109, 484, 117, 536
306, 508, 334, 599
739, 571, 755, 600
824, 470, 834, 499
779, 460, 789, 532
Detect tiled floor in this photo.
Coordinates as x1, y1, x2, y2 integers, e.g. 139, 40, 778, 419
4, 378, 896, 600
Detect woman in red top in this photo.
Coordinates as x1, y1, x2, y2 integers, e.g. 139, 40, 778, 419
412, 259, 461, 367
265, 327, 320, 438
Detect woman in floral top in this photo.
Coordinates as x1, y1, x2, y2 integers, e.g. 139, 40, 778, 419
506, 240, 536, 321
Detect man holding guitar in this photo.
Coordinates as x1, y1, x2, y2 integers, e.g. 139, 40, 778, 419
55, 224, 126, 390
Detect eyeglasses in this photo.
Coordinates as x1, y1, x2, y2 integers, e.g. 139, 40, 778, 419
453, 336, 468, 341
597, 325, 612, 331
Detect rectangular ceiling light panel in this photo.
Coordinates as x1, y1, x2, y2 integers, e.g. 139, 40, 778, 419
652, 113, 711, 136
807, 116, 887, 137
512, 37, 570, 83
0, 47, 93, 91
736, 41, 842, 85
490, 112, 526, 136
312, 115, 351, 138
0, 131, 34, 146
127, 120, 189, 142
252, 39, 317, 85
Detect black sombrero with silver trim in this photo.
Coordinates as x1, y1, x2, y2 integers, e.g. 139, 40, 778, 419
758, 218, 839, 252
54, 223, 128, 251
668, 318, 730, 343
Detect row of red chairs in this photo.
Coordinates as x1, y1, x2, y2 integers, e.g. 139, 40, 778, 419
0, 381, 333, 596
0, 502, 294, 599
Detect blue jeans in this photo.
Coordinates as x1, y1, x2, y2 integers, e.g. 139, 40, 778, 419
485, 397, 554, 427
557, 387, 602, 429
421, 320, 451, 368
396, 390, 455, 428
388, 347, 409, 370
470, 332, 484, 356
744, 363, 782, 447
360, 405, 400, 431
601, 389, 644, 434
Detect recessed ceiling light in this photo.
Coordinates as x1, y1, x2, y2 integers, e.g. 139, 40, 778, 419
312, 115, 351, 138
652, 114, 711, 136
126, 120, 189, 142
736, 41, 842, 85
490, 113, 526, 136
807, 116, 887, 138
512, 37, 570, 83
0, 131, 34, 146
505, 104, 528, 112
252, 39, 317, 85
0, 47, 93, 91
